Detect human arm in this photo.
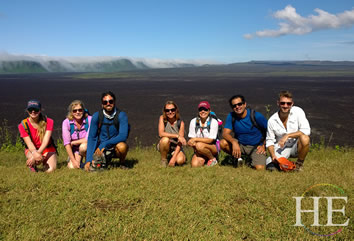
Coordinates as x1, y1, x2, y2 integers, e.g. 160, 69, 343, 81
177, 121, 186, 145
222, 127, 241, 158
222, 113, 241, 158
99, 111, 129, 149
85, 113, 99, 164
18, 122, 41, 164
62, 119, 78, 165
267, 145, 278, 163
168, 144, 181, 166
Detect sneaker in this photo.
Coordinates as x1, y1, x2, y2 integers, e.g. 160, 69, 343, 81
119, 164, 128, 170
207, 158, 218, 167
237, 158, 245, 167
266, 162, 278, 172
28, 165, 38, 172
294, 159, 304, 172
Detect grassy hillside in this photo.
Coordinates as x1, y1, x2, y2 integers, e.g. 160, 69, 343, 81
0, 141, 353, 240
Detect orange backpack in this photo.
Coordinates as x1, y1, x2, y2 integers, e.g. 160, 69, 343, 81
277, 157, 296, 171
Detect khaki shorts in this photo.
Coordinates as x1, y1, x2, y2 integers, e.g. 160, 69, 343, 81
239, 144, 266, 166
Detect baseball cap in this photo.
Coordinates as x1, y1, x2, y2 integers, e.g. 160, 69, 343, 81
198, 101, 210, 110
27, 100, 41, 110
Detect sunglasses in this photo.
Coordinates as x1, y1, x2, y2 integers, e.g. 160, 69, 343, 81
27, 108, 39, 113
73, 108, 83, 113
280, 102, 293, 106
102, 99, 114, 105
232, 102, 244, 108
165, 108, 176, 113
198, 107, 209, 112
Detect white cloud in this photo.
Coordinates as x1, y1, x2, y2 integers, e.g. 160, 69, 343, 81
0, 52, 220, 70
244, 5, 354, 39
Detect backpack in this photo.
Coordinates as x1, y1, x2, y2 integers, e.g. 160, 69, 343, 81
231, 108, 267, 143
20, 116, 58, 154
70, 117, 89, 138
97, 108, 130, 140
195, 111, 223, 140
277, 157, 296, 171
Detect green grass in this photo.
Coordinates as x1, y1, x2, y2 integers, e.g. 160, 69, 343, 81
0, 144, 353, 240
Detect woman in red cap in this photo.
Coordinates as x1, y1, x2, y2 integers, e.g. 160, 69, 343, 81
188, 101, 219, 167
18, 100, 57, 172
157, 100, 186, 167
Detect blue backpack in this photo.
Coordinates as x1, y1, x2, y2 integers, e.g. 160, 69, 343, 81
69, 117, 90, 138
195, 111, 223, 140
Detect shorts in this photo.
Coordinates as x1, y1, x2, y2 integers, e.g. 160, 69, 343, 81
265, 139, 298, 165
25, 146, 56, 163
239, 144, 266, 166
157, 141, 182, 153
72, 145, 80, 155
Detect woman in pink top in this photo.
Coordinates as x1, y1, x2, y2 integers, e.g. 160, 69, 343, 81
62, 100, 92, 169
18, 100, 57, 173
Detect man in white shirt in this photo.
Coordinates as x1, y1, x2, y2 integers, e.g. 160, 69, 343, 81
266, 91, 310, 171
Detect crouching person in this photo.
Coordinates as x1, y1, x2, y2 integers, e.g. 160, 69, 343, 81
220, 95, 267, 170
188, 101, 219, 167
18, 100, 57, 173
266, 91, 310, 171
158, 101, 186, 167
62, 100, 92, 169
84, 91, 129, 171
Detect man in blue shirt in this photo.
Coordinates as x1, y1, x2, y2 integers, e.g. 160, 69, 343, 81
84, 91, 129, 171
220, 95, 267, 170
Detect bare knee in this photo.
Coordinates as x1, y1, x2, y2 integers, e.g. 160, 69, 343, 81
46, 154, 57, 173
219, 139, 231, 153
159, 137, 170, 150
194, 142, 205, 154
79, 143, 87, 156
176, 153, 186, 165
116, 142, 129, 154
191, 155, 204, 167
299, 134, 310, 147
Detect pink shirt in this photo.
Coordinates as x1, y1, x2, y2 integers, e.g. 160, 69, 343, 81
18, 117, 54, 149
62, 116, 92, 146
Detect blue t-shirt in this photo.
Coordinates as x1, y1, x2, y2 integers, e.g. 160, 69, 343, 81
224, 109, 267, 146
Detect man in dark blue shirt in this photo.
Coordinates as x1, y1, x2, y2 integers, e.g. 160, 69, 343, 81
85, 91, 129, 171
220, 95, 267, 170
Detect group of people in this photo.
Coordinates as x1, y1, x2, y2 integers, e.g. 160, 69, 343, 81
18, 90, 311, 173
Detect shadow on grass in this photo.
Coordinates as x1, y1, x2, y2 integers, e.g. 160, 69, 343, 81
110, 158, 139, 169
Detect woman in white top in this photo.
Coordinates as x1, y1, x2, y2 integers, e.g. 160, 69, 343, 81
188, 101, 219, 167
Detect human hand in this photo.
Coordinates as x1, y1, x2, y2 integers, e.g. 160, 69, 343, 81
256, 145, 266, 154
32, 151, 43, 162
278, 135, 288, 148
178, 136, 187, 146
188, 139, 196, 147
232, 142, 241, 158
26, 157, 35, 166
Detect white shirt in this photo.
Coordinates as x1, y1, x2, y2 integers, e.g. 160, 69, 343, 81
188, 117, 218, 139
266, 106, 311, 147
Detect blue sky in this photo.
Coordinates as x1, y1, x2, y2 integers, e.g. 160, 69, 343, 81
1, 0, 354, 63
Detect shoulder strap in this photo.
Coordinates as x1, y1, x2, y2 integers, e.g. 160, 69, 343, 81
113, 109, 120, 131
249, 109, 267, 143
250, 109, 260, 130
21, 118, 31, 137
231, 112, 236, 133
177, 119, 181, 129
70, 121, 75, 135
84, 117, 89, 131
97, 110, 104, 137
